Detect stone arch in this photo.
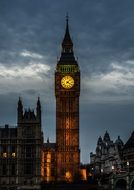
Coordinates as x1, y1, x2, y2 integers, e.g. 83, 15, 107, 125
131, 179, 134, 190
115, 179, 127, 190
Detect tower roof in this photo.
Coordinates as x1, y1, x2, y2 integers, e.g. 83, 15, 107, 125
115, 136, 124, 146
18, 97, 23, 107
124, 131, 134, 149
97, 136, 103, 145
103, 131, 110, 142
58, 16, 77, 64
23, 109, 36, 120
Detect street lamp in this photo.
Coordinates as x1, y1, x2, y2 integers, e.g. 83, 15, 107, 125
112, 166, 114, 170
101, 169, 103, 173
99, 169, 104, 186
112, 165, 115, 173
111, 166, 115, 190
127, 161, 129, 173
126, 161, 130, 190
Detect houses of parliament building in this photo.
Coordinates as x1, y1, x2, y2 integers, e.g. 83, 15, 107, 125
0, 18, 81, 190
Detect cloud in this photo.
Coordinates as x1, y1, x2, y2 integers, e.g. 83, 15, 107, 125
20, 50, 43, 59
0, 62, 50, 79
0, 62, 51, 95
82, 60, 134, 102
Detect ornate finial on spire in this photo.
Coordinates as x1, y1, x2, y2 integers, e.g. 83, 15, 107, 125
65, 13, 69, 34
66, 12, 69, 24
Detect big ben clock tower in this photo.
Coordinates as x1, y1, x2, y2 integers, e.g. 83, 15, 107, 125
55, 17, 80, 181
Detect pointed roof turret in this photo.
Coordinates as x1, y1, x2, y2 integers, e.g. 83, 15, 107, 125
124, 131, 134, 149
58, 15, 77, 64
115, 136, 124, 146
17, 97, 23, 114
17, 97, 23, 122
62, 15, 73, 53
97, 136, 103, 145
23, 109, 36, 120
36, 97, 41, 122
18, 97, 23, 108
103, 131, 110, 142
37, 97, 41, 108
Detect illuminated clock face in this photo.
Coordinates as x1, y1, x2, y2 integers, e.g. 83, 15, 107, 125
61, 75, 74, 89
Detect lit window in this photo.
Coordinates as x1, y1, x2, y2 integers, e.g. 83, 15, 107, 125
65, 171, 72, 182
46, 152, 51, 163
12, 153, 16, 157
3, 153, 7, 158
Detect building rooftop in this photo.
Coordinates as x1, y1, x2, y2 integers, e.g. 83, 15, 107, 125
0, 124, 17, 138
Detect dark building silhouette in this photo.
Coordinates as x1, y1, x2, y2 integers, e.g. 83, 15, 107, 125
90, 131, 124, 175
89, 131, 134, 188
0, 98, 43, 189
0, 125, 17, 187
123, 131, 134, 172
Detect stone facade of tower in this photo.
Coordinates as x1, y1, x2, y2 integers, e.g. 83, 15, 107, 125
55, 18, 80, 181
17, 98, 43, 188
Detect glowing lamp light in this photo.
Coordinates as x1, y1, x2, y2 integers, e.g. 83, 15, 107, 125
46, 152, 51, 182
101, 168, 103, 173
81, 169, 87, 180
12, 153, 16, 157
3, 153, 7, 158
127, 161, 129, 166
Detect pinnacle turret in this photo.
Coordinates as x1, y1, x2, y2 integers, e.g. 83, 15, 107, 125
36, 97, 41, 122
18, 97, 23, 108
36, 97, 41, 109
17, 97, 23, 122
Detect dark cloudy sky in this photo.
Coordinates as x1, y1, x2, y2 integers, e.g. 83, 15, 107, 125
0, 0, 134, 163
